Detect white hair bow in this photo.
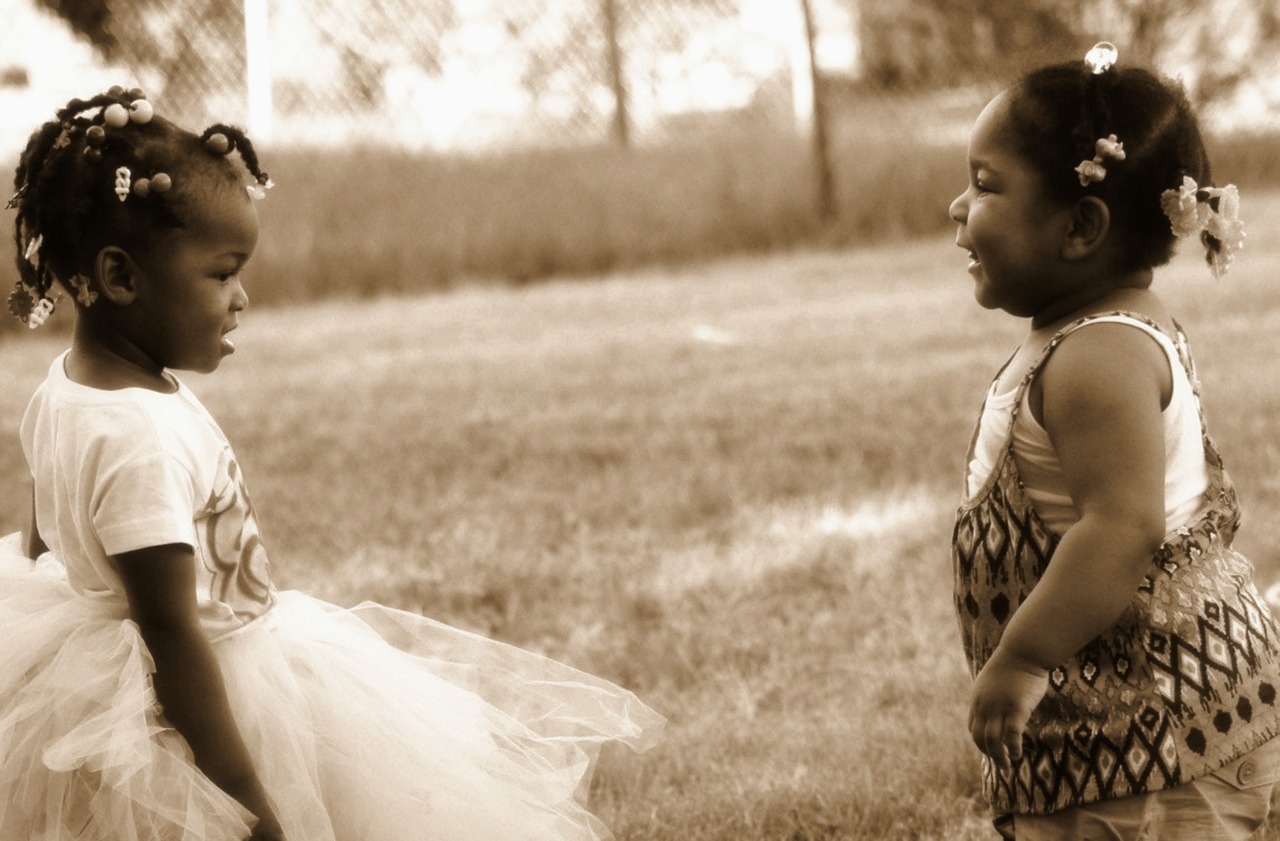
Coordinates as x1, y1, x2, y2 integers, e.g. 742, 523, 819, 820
1159, 176, 1245, 279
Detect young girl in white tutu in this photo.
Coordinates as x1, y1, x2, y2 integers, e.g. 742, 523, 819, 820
2, 88, 662, 841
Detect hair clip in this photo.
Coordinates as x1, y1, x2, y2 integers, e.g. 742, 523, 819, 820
23, 233, 43, 265
52, 123, 72, 150
8, 283, 60, 329
1084, 41, 1118, 75
26, 296, 55, 329
246, 176, 274, 201
1075, 134, 1126, 186
1160, 175, 1245, 279
68, 274, 97, 307
6, 185, 26, 209
7, 283, 35, 323
114, 167, 132, 202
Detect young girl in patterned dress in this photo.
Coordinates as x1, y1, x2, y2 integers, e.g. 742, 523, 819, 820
0, 88, 662, 840
949, 43, 1280, 840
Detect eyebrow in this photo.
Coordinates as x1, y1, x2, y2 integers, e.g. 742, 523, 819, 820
214, 251, 252, 266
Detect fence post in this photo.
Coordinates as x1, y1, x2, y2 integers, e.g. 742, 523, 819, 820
799, 0, 835, 221
244, 0, 273, 140
602, 0, 631, 147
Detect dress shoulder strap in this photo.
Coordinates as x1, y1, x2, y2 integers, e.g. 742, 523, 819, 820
1015, 310, 1195, 402
1023, 310, 1226, 474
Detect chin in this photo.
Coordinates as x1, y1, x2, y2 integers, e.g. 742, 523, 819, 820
180, 356, 225, 375
973, 288, 1002, 311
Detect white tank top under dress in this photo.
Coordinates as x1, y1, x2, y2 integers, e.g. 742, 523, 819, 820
952, 312, 1280, 832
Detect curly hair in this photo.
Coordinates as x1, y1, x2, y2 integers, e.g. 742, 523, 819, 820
1003, 60, 1218, 272
8, 87, 270, 324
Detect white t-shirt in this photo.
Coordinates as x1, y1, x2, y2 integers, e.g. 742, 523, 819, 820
21, 351, 276, 638
965, 316, 1210, 535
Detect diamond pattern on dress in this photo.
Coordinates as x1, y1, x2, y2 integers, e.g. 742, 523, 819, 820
953, 312, 1280, 817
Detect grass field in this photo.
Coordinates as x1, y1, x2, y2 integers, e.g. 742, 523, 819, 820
2, 193, 1280, 839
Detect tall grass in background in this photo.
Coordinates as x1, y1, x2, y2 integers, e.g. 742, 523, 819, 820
240, 132, 967, 303
0, 89, 979, 321
2, 89, 1279, 326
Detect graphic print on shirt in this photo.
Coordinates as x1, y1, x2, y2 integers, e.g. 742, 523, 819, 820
201, 446, 274, 621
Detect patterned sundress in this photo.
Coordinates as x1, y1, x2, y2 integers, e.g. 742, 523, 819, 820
952, 312, 1280, 823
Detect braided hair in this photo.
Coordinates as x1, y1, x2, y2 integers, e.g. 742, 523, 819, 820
7, 87, 271, 325
1002, 58, 1219, 272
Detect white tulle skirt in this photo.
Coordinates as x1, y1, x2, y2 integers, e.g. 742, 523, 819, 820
0, 534, 662, 841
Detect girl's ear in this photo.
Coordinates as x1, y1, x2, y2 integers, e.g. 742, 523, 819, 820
94, 246, 140, 305
1061, 196, 1110, 261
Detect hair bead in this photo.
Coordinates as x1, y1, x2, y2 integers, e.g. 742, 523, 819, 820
103, 103, 129, 128
206, 132, 231, 155
129, 99, 154, 124
8, 87, 273, 326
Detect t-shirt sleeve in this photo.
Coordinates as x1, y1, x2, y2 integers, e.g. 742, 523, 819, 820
92, 450, 198, 556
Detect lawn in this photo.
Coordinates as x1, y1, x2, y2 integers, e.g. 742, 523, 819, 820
2, 193, 1280, 839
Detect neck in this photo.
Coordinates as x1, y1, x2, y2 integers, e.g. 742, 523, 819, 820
67, 313, 174, 392
1029, 267, 1153, 332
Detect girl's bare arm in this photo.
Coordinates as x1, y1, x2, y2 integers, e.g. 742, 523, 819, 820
115, 543, 282, 839
970, 324, 1171, 770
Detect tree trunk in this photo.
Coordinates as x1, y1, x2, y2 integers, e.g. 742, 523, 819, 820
799, 0, 835, 221
603, 0, 630, 147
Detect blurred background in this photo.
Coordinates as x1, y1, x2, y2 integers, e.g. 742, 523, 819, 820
5, 5, 1280, 838
4, 0, 1280, 313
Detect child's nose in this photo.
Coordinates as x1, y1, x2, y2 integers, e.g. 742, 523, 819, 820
948, 192, 967, 224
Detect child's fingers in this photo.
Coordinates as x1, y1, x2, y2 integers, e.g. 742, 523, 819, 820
1004, 714, 1025, 761
970, 708, 1025, 776
990, 716, 1015, 774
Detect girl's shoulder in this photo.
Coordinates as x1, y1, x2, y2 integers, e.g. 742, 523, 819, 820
1032, 309, 1178, 423
1022, 294, 1184, 422
25, 356, 219, 462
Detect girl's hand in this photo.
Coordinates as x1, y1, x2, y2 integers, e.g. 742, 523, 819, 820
968, 646, 1049, 776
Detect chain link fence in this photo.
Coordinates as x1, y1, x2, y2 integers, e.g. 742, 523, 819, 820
2, 0, 854, 153
6, 0, 1280, 160
0, 0, 994, 315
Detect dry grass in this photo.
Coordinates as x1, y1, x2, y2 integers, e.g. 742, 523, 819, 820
2, 193, 1280, 839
